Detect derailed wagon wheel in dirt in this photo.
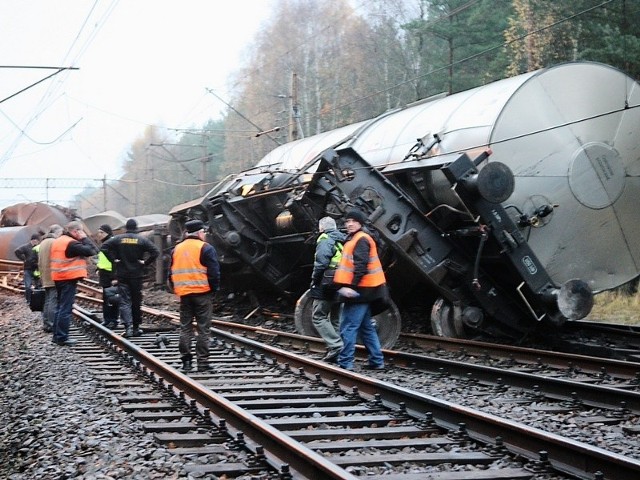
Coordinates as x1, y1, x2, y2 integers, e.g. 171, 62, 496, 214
294, 289, 402, 349
430, 297, 465, 338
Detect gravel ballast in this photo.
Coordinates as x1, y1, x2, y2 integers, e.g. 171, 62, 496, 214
0, 295, 187, 480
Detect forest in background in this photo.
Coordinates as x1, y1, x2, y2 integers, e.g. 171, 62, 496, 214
72, 0, 640, 218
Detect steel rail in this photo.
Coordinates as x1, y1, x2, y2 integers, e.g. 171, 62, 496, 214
72, 306, 358, 480
5, 284, 639, 478
208, 325, 640, 480
24, 284, 640, 413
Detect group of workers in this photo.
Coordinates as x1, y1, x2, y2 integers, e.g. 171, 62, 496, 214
15, 218, 219, 372
310, 210, 388, 371
16, 219, 160, 346
15, 207, 385, 373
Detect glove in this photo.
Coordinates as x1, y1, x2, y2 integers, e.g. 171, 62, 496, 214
337, 287, 359, 298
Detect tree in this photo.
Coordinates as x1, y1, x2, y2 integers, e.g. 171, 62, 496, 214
505, 0, 640, 77
221, 0, 404, 174
75, 0, 640, 218
403, 0, 513, 96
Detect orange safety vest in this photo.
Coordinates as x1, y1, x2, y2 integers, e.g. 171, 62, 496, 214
334, 230, 385, 287
171, 238, 210, 296
51, 235, 88, 281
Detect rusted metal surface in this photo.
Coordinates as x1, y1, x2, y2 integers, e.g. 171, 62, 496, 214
0, 202, 73, 228
0, 226, 44, 261
0, 202, 79, 261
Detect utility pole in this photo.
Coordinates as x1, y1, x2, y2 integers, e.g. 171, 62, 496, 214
103, 176, 107, 211
200, 140, 208, 197
134, 171, 139, 216
290, 73, 303, 141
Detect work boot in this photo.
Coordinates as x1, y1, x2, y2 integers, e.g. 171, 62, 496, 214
132, 328, 144, 337
322, 347, 341, 363
181, 355, 193, 372
123, 326, 134, 338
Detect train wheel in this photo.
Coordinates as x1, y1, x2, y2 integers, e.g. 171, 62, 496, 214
294, 289, 402, 349
430, 297, 465, 337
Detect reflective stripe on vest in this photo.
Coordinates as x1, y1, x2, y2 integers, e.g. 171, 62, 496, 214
316, 233, 343, 269
171, 238, 210, 296
51, 235, 88, 281
333, 230, 385, 287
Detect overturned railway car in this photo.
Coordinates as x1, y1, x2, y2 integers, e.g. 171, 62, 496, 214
170, 61, 640, 346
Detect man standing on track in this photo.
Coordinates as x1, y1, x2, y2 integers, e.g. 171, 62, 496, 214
51, 221, 99, 346
15, 233, 41, 306
37, 224, 63, 333
95, 224, 119, 329
100, 219, 159, 338
309, 216, 345, 362
333, 209, 387, 371
170, 219, 220, 373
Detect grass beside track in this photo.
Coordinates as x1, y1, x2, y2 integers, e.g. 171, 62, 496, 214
589, 290, 640, 325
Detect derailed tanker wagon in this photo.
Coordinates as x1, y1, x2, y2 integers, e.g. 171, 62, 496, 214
170, 61, 640, 347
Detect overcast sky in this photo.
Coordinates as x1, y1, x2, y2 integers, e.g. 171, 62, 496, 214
0, 0, 272, 210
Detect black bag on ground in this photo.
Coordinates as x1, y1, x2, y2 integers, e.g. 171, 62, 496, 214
29, 288, 45, 312
104, 286, 121, 307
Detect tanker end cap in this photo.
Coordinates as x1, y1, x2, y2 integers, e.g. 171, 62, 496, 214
476, 162, 515, 204
557, 279, 594, 320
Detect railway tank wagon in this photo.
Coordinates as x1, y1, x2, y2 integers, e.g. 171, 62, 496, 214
170, 61, 640, 346
0, 202, 79, 261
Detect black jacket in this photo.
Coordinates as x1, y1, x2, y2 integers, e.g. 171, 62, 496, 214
15, 243, 39, 271
100, 232, 159, 279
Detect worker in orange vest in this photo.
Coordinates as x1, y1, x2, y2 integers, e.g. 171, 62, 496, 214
170, 219, 220, 373
333, 209, 388, 371
50, 221, 99, 346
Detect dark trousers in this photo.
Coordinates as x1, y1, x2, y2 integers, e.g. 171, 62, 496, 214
23, 270, 38, 304
178, 292, 213, 366
101, 289, 119, 324
53, 280, 78, 342
117, 277, 143, 329
42, 286, 57, 331
99, 270, 118, 324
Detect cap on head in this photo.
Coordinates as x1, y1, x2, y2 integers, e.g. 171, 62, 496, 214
98, 224, 113, 236
125, 219, 138, 232
185, 219, 205, 234
345, 209, 367, 225
318, 216, 337, 232
30, 233, 40, 241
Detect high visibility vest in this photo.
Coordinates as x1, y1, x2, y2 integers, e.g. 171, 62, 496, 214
316, 233, 343, 269
171, 238, 210, 296
33, 244, 41, 277
51, 236, 88, 281
96, 251, 113, 272
334, 231, 385, 287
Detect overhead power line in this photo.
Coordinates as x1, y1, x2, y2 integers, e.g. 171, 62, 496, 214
0, 178, 111, 188
0, 66, 79, 105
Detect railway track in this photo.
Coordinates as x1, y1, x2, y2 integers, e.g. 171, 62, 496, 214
3, 274, 640, 478
16, 301, 640, 477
